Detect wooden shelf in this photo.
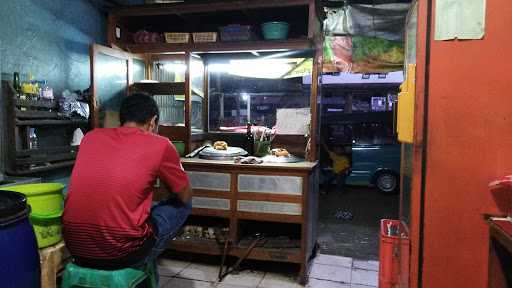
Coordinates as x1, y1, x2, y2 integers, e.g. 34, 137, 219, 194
15, 98, 58, 109
16, 109, 59, 119
16, 119, 89, 126
170, 239, 223, 256
132, 82, 185, 95
9, 160, 75, 176
114, 0, 310, 17
16, 151, 77, 165
169, 239, 302, 263
126, 39, 313, 54
16, 146, 78, 157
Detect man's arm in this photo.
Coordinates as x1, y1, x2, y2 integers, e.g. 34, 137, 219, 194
176, 183, 192, 204
158, 141, 191, 204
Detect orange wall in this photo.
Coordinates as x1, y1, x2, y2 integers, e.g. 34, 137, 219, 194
421, 0, 512, 287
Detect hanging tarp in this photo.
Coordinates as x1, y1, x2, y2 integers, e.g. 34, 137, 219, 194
324, 3, 410, 42
351, 36, 404, 73
323, 35, 404, 73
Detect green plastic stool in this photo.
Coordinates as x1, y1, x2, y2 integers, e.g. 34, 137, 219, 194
61, 262, 157, 288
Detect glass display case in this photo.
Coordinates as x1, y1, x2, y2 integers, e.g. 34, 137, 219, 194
149, 55, 205, 133
207, 50, 314, 132
151, 57, 186, 126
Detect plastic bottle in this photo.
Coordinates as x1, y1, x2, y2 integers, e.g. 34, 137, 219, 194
39, 81, 54, 100
28, 128, 38, 150
13, 72, 21, 95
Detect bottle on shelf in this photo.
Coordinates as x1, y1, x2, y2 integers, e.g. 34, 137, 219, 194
39, 80, 54, 101
21, 73, 39, 100
13, 72, 21, 96
245, 122, 254, 155
28, 128, 38, 150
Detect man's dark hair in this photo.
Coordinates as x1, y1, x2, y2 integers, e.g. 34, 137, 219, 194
119, 93, 159, 126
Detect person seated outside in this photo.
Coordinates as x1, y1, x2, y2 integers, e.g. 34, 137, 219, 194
62, 93, 192, 273
321, 141, 350, 193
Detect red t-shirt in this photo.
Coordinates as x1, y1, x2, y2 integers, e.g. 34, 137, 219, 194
63, 127, 189, 262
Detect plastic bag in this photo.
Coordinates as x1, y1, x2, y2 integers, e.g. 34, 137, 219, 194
59, 90, 90, 119
323, 3, 410, 42
324, 6, 353, 35
323, 36, 353, 73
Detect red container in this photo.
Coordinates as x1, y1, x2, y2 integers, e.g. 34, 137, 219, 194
379, 219, 410, 288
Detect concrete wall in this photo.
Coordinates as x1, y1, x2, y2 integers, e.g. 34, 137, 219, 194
0, 0, 106, 93
414, 0, 512, 286
0, 0, 107, 187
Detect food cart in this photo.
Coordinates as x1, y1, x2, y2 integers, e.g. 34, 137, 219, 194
89, 1, 323, 283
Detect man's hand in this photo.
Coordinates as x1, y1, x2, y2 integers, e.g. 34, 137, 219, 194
176, 184, 192, 204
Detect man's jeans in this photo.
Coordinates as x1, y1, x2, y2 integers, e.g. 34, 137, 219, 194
133, 197, 191, 269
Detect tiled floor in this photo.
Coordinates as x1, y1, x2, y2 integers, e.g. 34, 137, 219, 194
157, 254, 379, 288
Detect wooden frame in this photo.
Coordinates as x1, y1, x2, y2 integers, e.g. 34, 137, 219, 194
89, 44, 145, 129
99, 1, 323, 284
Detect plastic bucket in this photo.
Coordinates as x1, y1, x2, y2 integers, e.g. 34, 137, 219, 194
379, 219, 409, 288
2, 183, 64, 248
173, 141, 186, 157
0, 191, 41, 287
262, 22, 289, 40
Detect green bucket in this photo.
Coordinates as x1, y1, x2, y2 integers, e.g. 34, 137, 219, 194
172, 141, 186, 157
2, 183, 64, 248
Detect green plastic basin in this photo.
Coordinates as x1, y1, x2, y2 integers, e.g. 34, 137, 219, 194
2, 183, 64, 248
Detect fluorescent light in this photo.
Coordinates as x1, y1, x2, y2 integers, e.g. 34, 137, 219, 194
208, 59, 302, 79
163, 63, 187, 73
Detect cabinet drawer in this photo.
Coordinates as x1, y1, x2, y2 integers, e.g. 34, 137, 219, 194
192, 197, 230, 210
187, 171, 231, 191
238, 175, 302, 195
237, 200, 302, 216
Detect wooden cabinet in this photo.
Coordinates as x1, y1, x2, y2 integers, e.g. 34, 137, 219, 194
155, 159, 318, 284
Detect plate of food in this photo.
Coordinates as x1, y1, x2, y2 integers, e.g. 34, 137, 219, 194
261, 148, 303, 163
199, 141, 248, 160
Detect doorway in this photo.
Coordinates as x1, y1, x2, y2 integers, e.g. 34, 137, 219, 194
316, 0, 417, 262
318, 74, 402, 259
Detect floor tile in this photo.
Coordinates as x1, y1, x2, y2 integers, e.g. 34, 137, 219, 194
158, 258, 191, 277
313, 254, 353, 268
350, 285, 377, 288
178, 263, 221, 282
220, 269, 265, 287
352, 260, 379, 272
162, 277, 214, 288
216, 282, 254, 288
310, 263, 351, 283
350, 269, 378, 287
258, 272, 304, 288
307, 278, 351, 288
158, 276, 173, 288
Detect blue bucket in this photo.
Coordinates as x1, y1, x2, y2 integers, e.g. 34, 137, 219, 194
261, 22, 290, 40
0, 190, 40, 287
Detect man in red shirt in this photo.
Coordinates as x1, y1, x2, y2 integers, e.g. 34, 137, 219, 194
63, 93, 191, 270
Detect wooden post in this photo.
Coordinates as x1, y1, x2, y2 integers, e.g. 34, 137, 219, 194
185, 52, 192, 153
